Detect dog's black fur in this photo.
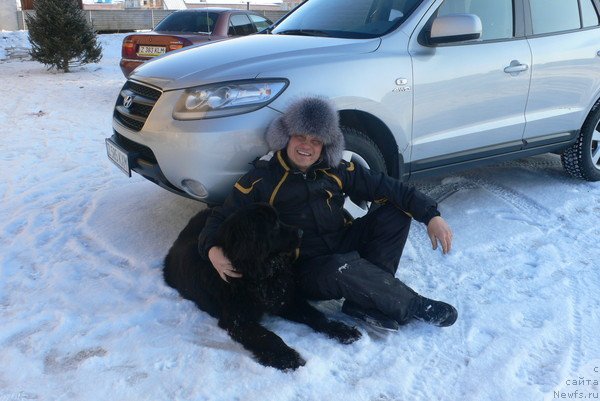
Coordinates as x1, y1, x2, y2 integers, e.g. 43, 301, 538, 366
163, 203, 361, 370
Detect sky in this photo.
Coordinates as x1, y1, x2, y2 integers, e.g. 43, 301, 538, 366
1, 31, 600, 401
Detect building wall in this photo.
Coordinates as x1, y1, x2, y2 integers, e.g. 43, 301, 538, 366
84, 4, 125, 10
20, 0, 33, 10
124, 0, 164, 8
18, 8, 288, 30
282, 1, 302, 11
0, 0, 19, 31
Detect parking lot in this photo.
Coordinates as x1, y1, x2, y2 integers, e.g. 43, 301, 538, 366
1, 32, 600, 401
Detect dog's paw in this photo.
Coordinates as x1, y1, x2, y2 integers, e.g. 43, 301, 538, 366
326, 321, 362, 344
256, 347, 306, 371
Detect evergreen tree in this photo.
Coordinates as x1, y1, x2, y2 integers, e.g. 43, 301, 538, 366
26, 0, 102, 72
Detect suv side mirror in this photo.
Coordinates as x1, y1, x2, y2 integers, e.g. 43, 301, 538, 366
428, 13, 482, 45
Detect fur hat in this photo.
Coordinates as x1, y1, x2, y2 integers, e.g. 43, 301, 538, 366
266, 97, 344, 167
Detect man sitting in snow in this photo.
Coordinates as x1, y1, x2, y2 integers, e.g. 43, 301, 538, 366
198, 97, 458, 331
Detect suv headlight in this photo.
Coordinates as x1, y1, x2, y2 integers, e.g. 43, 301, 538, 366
173, 79, 288, 120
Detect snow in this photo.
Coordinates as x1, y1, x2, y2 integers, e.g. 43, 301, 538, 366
0, 31, 29, 61
1, 32, 600, 401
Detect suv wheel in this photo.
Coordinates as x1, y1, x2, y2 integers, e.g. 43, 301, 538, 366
561, 103, 600, 181
341, 127, 387, 218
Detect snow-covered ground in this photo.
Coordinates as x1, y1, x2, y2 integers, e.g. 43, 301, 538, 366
1, 32, 600, 401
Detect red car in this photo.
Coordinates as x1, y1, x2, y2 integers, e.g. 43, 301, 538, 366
120, 8, 272, 77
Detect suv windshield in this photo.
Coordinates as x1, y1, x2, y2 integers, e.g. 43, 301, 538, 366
273, 0, 423, 38
155, 11, 219, 33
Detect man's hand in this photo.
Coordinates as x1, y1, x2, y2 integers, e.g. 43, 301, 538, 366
208, 246, 242, 282
427, 216, 453, 254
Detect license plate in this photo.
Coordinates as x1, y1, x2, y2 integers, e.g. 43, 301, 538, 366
137, 45, 166, 57
106, 138, 131, 177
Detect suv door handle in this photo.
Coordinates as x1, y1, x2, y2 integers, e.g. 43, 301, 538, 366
504, 60, 529, 75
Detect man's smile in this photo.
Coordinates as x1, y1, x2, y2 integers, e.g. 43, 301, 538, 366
286, 133, 324, 172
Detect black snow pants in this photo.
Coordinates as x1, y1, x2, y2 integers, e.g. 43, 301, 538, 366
295, 204, 421, 324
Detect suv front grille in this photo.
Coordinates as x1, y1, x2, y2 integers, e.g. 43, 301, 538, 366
126, 81, 161, 101
113, 80, 162, 132
113, 132, 157, 163
117, 113, 145, 131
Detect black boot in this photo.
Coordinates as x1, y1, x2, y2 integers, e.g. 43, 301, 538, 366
413, 296, 458, 327
341, 300, 400, 331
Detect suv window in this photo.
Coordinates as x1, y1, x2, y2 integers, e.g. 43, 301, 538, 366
249, 14, 271, 31
581, 0, 600, 27
530, 0, 580, 34
229, 14, 256, 36
437, 0, 513, 41
272, 0, 422, 39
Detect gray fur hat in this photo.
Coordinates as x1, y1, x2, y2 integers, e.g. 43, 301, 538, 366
266, 97, 344, 167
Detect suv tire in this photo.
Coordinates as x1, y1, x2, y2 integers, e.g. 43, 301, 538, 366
341, 127, 387, 216
561, 102, 600, 181
341, 126, 387, 174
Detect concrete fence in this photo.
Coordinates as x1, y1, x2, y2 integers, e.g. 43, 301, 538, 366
17, 9, 288, 32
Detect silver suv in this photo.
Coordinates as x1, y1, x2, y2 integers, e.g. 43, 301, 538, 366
106, 0, 600, 206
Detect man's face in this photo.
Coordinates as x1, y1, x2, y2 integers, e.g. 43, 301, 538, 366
286, 134, 324, 172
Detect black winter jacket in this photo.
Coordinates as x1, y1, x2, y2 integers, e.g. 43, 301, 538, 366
198, 150, 440, 261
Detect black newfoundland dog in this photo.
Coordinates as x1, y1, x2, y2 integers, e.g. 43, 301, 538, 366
163, 203, 361, 370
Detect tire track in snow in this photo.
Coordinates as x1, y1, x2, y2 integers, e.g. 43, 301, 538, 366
394, 182, 475, 401
566, 271, 583, 374
509, 171, 591, 380
434, 173, 585, 394
402, 338, 465, 401
462, 175, 584, 380
462, 176, 555, 230
414, 168, 593, 397
399, 226, 466, 401
465, 172, 585, 384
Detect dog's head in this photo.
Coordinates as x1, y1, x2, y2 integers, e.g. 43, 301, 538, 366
215, 203, 302, 280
